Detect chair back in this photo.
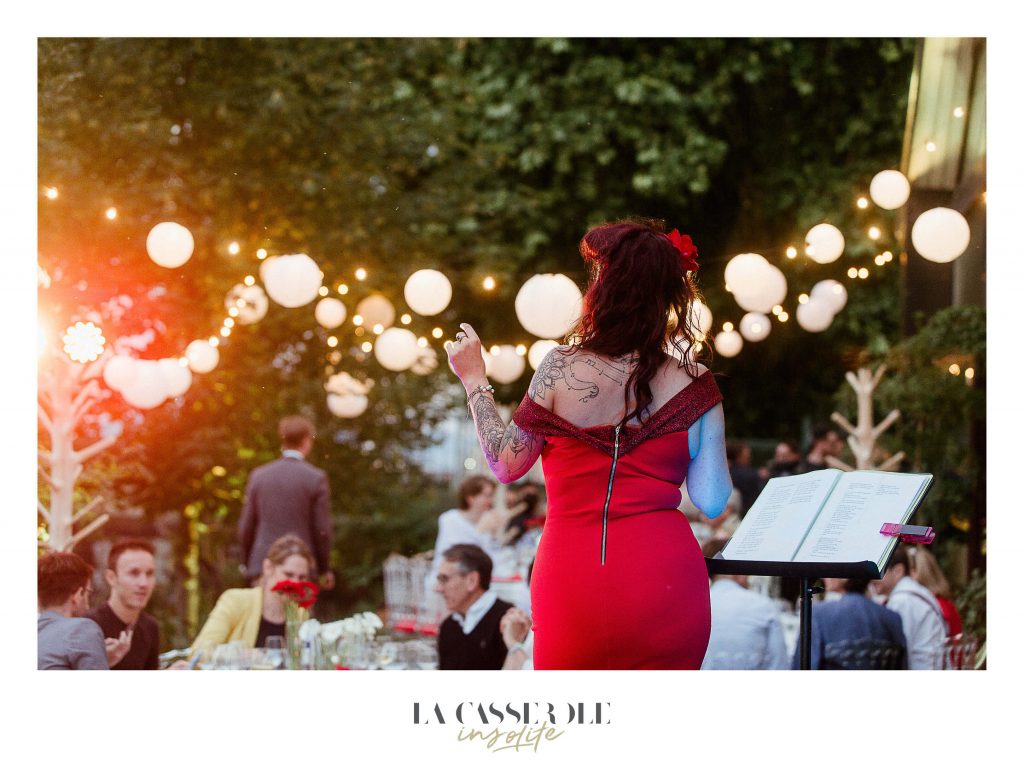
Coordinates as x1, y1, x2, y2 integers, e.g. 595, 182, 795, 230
822, 638, 906, 670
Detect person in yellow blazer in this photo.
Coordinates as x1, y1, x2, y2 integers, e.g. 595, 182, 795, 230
192, 535, 315, 655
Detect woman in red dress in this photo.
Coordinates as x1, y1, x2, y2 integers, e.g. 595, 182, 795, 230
445, 220, 732, 669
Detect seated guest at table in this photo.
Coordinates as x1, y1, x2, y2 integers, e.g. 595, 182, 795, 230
700, 538, 788, 670
500, 482, 542, 547
726, 440, 763, 517
873, 544, 946, 669
87, 537, 160, 670
908, 545, 963, 639
435, 544, 517, 670
38, 551, 108, 670
426, 475, 503, 590
794, 577, 907, 670
191, 535, 315, 656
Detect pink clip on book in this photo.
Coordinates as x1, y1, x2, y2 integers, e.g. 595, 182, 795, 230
879, 523, 935, 545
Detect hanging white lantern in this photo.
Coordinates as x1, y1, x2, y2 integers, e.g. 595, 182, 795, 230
259, 253, 324, 308
911, 207, 971, 264
102, 355, 138, 391
528, 340, 559, 370
325, 372, 373, 396
146, 222, 194, 269
374, 327, 418, 371
810, 279, 848, 315
733, 264, 787, 314
327, 393, 369, 418
410, 345, 438, 376
796, 298, 835, 332
404, 269, 453, 316
804, 224, 845, 264
724, 253, 770, 291
356, 294, 396, 331
185, 339, 219, 374
739, 312, 771, 342
487, 345, 526, 384
714, 330, 743, 358
869, 170, 911, 210
315, 298, 347, 329
158, 358, 193, 398
515, 274, 583, 339
225, 283, 269, 325
120, 360, 168, 410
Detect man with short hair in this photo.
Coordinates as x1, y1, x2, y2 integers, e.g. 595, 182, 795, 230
802, 427, 843, 472
874, 545, 946, 669
38, 551, 108, 670
87, 538, 161, 670
435, 544, 517, 670
700, 538, 789, 670
238, 415, 335, 588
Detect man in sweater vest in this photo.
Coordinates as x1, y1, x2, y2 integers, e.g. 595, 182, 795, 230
435, 544, 517, 670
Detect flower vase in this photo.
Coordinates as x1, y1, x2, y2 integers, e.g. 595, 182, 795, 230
284, 603, 309, 670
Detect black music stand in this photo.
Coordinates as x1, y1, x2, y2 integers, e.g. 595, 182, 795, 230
704, 556, 889, 670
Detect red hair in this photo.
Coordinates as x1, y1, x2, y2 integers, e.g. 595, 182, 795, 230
568, 219, 705, 425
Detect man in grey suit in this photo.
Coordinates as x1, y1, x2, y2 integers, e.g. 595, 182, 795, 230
38, 551, 109, 670
238, 416, 335, 588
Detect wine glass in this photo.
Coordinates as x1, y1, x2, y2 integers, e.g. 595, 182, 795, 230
264, 636, 286, 670
416, 642, 439, 670
377, 641, 401, 670
211, 644, 240, 671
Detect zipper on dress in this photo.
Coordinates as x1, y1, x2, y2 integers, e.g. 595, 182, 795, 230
600, 424, 622, 565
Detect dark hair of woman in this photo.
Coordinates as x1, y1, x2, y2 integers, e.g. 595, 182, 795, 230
567, 218, 707, 426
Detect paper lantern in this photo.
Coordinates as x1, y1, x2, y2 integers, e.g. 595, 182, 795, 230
796, 298, 834, 332
120, 360, 168, 410
810, 279, 848, 315
185, 339, 219, 374
374, 327, 418, 371
515, 274, 583, 339
410, 346, 438, 376
226, 283, 269, 325
870, 170, 911, 210
739, 312, 771, 342
911, 207, 971, 264
724, 253, 770, 291
487, 345, 526, 384
146, 222, 194, 269
714, 330, 743, 358
158, 358, 193, 398
356, 294, 396, 331
528, 340, 560, 370
804, 224, 845, 264
325, 372, 373, 396
102, 355, 138, 391
327, 393, 369, 418
259, 253, 324, 308
404, 269, 453, 316
733, 264, 787, 314
315, 298, 347, 329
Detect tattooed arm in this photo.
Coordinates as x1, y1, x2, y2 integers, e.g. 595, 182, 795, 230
445, 322, 545, 484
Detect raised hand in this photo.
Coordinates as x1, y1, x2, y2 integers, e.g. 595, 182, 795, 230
444, 322, 488, 388
105, 629, 133, 668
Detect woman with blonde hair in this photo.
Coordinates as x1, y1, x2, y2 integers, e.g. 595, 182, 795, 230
909, 546, 962, 638
191, 534, 316, 654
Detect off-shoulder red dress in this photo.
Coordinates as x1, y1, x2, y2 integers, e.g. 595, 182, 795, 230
512, 370, 723, 669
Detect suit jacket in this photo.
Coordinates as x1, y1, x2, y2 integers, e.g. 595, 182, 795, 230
191, 587, 263, 654
238, 455, 333, 578
794, 592, 907, 670
37, 611, 109, 670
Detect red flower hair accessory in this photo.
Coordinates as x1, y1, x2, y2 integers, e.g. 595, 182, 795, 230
663, 229, 699, 272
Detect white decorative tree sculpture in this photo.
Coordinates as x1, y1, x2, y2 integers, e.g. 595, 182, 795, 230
828, 365, 905, 472
38, 349, 118, 551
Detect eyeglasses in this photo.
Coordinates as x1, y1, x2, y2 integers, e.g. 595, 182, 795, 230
436, 572, 466, 585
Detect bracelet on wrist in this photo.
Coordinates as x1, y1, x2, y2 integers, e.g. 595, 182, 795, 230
467, 383, 496, 403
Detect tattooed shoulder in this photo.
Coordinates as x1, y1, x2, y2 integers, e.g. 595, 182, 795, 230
527, 346, 571, 402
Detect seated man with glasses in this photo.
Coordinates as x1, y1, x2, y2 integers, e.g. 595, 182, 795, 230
38, 551, 109, 670
435, 544, 526, 670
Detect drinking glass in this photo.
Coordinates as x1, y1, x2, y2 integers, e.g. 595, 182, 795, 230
416, 643, 439, 670
264, 636, 286, 670
377, 641, 401, 670
211, 644, 240, 670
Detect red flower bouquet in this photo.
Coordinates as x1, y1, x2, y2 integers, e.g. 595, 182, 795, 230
271, 579, 320, 609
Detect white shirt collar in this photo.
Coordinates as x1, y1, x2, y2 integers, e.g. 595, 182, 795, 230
452, 589, 498, 635
281, 449, 305, 460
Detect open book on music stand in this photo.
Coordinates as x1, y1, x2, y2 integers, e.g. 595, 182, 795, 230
704, 469, 934, 669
